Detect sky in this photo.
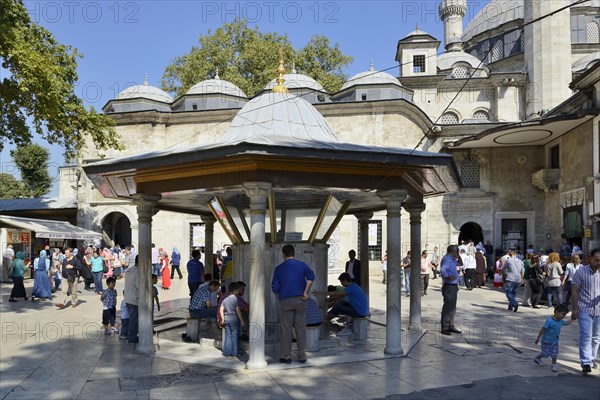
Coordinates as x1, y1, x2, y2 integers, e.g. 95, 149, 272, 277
1, 0, 492, 196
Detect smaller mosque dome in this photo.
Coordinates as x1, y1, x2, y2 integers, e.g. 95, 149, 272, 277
572, 51, 600, 73
117, 75, 173, 103
437, 51, 486, 71
186, 71, 247, 98
220, 92, 338, 143
265, 71, 325, 92
341, 62, 402, 91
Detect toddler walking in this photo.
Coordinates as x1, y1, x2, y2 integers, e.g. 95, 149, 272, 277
100, 277, 118, 335
533, 304, 574, 372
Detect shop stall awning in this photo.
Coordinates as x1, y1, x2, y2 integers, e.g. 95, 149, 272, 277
0, 215, 102, 240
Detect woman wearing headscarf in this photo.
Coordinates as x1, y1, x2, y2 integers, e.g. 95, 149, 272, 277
475, 249, 487, 288
161, 251, 171, 289
8, 251, 28, 302
170, 247, 182, 279
32, 250, 53, 300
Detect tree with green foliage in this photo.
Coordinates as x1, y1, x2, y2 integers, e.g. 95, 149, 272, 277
162, 20, 353, 97
10, 144, 51, 198
0, 0, 121, 158
0, 173, 26, 199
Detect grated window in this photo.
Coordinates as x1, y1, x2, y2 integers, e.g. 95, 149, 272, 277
491, 40, 504, 62
413, 55, 426, 73
440, 112, 459, 124
461, 158, 480, 188
473, 110, 490, 120
452, 66, 469, 79
587, 21, 599, 44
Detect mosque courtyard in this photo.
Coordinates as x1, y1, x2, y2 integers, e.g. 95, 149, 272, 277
1, 271, 598, 400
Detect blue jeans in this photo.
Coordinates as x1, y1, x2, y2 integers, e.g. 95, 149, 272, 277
547, 286, 563, 307
223, 319, 239, 356
404, 271, 410, 295
152, 263, 161, 276
92, 271, 103, 293
505, 281, 519, 308
564, 281, 573, 306
126, 303, 138, 343
578, 312, 600, 367
120, 317, 129, 337
189, 308, 217, 319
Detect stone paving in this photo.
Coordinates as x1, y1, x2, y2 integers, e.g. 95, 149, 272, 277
1, 272, 598, 399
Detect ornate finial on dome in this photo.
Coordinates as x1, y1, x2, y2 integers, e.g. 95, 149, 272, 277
272, 53, 288, 93
291, 61, 297, 74
215, 67, 220, 80
143, 74, 149, 85
369, 60, 374, 72
415, 23, 419, 32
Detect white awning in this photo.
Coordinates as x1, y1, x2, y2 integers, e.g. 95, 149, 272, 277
0, 215, 102, 240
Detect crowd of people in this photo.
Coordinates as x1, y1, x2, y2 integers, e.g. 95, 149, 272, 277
438, 241, 599, 375
3, 238, 597, 372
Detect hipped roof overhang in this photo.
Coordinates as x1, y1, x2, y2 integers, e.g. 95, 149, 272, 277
445, 110, 599, 149
84, 138, 461, 215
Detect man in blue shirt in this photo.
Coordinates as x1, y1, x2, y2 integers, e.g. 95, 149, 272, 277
440, 245, 462, 336
272, 245, 315, 364
186, 249, 205, 297
318, 273, 369, 319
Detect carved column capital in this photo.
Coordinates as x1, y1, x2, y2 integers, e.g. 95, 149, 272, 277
355, 212, 374, 226
132, 194, 161, 221
243, 182, 271, 214
377, 190, 408, 218
405, 203, 426, 225
201, 214, 217, 226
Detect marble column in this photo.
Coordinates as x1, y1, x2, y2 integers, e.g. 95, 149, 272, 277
201, 215, 216, 278
377, 189, 408, 355
355, 212, 373, 310
243, 181, 271, 369
406, 203, 426, 330
132, 193, 161, 354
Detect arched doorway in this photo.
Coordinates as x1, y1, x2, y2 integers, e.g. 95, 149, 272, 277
101, 212, 132, 247
458, 222, 484, 245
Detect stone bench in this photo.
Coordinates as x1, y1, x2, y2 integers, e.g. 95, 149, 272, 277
352, 317, 368, 341
185, 317, 217, 343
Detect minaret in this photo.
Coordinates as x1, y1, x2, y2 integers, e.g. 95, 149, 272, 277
438, 0, 467, 52
524, 0, 572, 118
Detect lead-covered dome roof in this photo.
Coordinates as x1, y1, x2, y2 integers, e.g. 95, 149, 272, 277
219, 91, 338, 143
117, 76, 173, 103
340, 62, 402, 91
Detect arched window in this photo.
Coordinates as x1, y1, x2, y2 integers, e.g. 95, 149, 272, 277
473, 110, 490, 120
587, 21, 599, 44
461, 158, 480, 188
491, 39, 504, 62
440, 112, 459, 124
452, 66, 469, 79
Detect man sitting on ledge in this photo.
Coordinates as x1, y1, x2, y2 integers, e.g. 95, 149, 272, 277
316, 273, 368, 334
189, 280, 220, 319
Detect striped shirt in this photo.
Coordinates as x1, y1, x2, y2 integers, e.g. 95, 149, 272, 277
572, 265, 600, 317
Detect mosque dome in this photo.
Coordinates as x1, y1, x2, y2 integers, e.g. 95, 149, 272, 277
186, 71, 247, 98
219, 91, 338, 144
572, 51, 600, 73
462, 0, 597, 44
340, 62, 402, 91
264, 70, 325, 92
437, 51, 486, 71
117, 75, 173, 103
